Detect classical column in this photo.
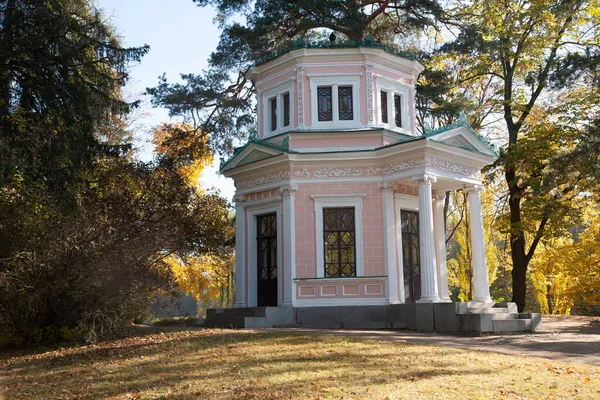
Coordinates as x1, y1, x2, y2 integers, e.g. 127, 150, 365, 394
233, 195, 247, 308
280, 185, 297, 307
433, 193, 451, 302
414, 174, 440, 302
465, 185, 492, 304
380, 183, 400, 304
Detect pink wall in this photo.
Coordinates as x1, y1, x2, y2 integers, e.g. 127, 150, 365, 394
295, 278, 386, 300
291, 135, 383, 149
294, 182, 385, 279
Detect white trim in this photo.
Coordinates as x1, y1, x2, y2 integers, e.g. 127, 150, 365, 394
382, 186, 400, 304
309, 76, 361, 128
320, 285, 338, 297
298, 286, 316, 297
281, 185, 296, 307
246, 202, 283, 307
307, 73, 363, 77
262, 81, 295, 139
365, 283, 383, 295
394, 193, 419, 211
294, 297, 388, 307
394, 193, 419, 304
312, 195, 365, 278
293, 146, 379, 153
234, 198, 247, 308
376, 77, 411, 135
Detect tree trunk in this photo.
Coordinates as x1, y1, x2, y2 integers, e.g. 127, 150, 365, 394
506, 165, 528, 313
0, 0, 16, 121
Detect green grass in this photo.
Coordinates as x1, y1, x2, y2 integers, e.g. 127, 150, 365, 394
1, 329, 599, 399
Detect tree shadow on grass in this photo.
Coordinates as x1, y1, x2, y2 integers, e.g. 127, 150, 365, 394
0, 330, 499, 399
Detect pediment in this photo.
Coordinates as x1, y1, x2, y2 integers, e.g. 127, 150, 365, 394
221, 143, 284, 172
428, 126, 496, 156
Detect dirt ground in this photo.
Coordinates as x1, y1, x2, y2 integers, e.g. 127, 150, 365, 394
268, 315, 600, 366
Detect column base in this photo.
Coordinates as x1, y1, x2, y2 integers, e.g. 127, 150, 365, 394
280, 301, 294, 308
234, 302, 247, 308
469, 299, 495, 307
417, 296, 442, 303
439, 297, 452, 303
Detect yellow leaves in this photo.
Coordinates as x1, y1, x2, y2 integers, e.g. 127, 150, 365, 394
165, 253, 234, 303
152, 122, 213, 191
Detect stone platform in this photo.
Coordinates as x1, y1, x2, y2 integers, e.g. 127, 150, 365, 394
205, 302, 541, 333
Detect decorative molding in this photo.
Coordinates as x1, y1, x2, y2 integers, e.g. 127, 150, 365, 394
296, 66, 305, 126
236, 170, 291, 189
464, 184, 485, 195
243, 196, 282, 208
279, 184, 298, 197
233, 195, 245, 205
365, 62, 374, 124
413, 173, 437, 185
290, 156, 480, 179
378, 182, 396, 191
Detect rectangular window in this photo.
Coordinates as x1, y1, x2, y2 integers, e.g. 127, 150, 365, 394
270, 97, 277, 131
323, 207, 356, 277
394, 93, 402, 127
317, 86, 333, 121
338, 86, 353, 120
282, 92, 290, 127
380, 91, 388, 123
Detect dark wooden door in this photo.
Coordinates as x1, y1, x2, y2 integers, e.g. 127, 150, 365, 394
256, 213, 278, 306
401, 210, 421, 303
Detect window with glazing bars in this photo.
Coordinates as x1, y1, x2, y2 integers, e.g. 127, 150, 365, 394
270, 97, 277, 131
283, 92, 290, 127
380, 90, 388, 123
317, 86, 333, 121
338, 86, 353, 120
323, 207, 356, 277
394, 93, 402, 127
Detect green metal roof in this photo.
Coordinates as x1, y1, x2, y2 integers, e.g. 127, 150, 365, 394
424, 115, 499, 156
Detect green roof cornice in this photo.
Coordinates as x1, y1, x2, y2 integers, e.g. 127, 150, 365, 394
424, 113, 499, 156
219, 131, 290, 172
254, 36, 420, 67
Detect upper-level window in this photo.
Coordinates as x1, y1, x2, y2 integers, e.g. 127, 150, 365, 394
377, 82, 408, 132
317, 86, 333, 121
380, 90, 388, 124
309, 76, 360, 126
394, 94, 402, 127
270, 97, 278, 132
283, 93, 290, 127
262, 83, 293, 137
338, 86, 353, 120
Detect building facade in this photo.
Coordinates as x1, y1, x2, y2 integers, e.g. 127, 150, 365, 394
220, 43, 498, 310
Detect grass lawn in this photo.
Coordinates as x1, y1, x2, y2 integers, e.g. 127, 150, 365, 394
1, 329, 599, 399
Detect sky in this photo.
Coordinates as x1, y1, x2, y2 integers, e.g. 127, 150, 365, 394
98, 0, 236, 202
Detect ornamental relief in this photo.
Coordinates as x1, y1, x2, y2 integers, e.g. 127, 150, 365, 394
236, 170, 291, 189
235, 157, 479, 189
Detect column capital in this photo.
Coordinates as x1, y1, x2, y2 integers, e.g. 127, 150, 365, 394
378, 182, 396, 192
233, 194, 245, 205
413, 174, 437, 186
279, 184, 298, 197
433, 190, 447, 202
464, 184, 484, 195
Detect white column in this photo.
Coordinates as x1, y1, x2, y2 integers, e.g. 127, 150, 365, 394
233, 195, 247, 308
466, 185, 492, 304
380, 183, 400, 304
280, 185, 297, 307
414, 174, 440, 302
433, 193, 451, 302
394, 200, 406, 303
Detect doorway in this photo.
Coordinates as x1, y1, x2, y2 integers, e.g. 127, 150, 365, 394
401, 210, 421, 302
256, 213, 278, 306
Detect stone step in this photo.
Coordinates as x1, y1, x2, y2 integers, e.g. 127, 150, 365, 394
490, 313, 521, 320
207, 307, 266, 318
468, 307, 508, 314
492, 318, 532, 333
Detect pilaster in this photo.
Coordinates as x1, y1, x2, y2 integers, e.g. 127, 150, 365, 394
413, 174, 440, 302
433, 192, 451, 302
465, 185, 493, 304
280, 184, 297, 307
233, 194, 247, 307
380, 182, 400, 304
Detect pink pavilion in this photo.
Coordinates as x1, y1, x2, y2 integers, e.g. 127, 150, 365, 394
211, 40, 540, 333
